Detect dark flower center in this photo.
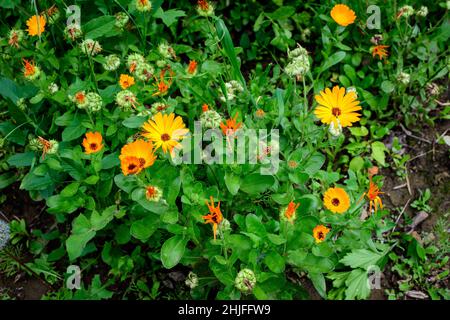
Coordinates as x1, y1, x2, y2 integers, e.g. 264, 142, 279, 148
128, 164, 137, 171
332, 198, 340, 206
139, 158, 146, 167
318, 231, 324, 240
90, 143, 98, 150
332, 107, 341, 116
161, 133, 170, 141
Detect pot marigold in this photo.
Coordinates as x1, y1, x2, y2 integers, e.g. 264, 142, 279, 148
119, 139, 156, 175
313, 225, 330, 243
119, 74, 135, 89
141, 112, 189, 154
314, 85, 362, 127
202, 196, 223, 240
82, 132, 103, 154
358, 176, 384, 214
371, 45, 389, 60
281, 201, 300, 223
220, 113, 242, 136
323, 187, 350, 214
330, 4, 356, 27
26, 15, 46, 36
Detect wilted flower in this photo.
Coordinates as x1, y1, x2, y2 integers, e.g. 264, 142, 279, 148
135, 63, 155, 82
235, 269, 256, 294
85, 92, 103, 112
23, 59, 41, 81
197, 0, 215, 17
115, 12, 129, 28
64, 24, 82, 41
280, 201, 300, 224
127, 53, 145, 73
328, 118, 343, 137
371, 45, 389, 60
28, 137, 42, 151
103, 54, 121, 71
426, 83, 440, 97
136, 0, 152, 12
48, 82, 59, 94
185, 272, 199, 289
200, 109, 223, 129
47, 139, 59, 155
0, 219, 10, 250
219, 80, 244, 102
396, 71, 410, 85
416, 6, 428, 17
187, 60, 198, 75
158, 42, 175, 59
398, 5, 414, 18
116, 90, 138, 110
80, 39, 102, 56
145, 185, 162, 202
45, 5, 60, 24
8, 29, 24, 48
255, 109, 266, 119
285, 45, 310, 79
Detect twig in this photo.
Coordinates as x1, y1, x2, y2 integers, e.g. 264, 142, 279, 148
391, 198, 412, 234
393, 183, 407, 190
407, 150, 432, 163
405, 166, 413, 196
434, 99, 450, 106
400, 123, 431, 144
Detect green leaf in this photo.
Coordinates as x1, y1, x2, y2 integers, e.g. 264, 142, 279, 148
340, 249, 384, 269
371, 141, 387, 166
160, 235, 187, 269
240, 173, 274, 195
224, 172, 240, 195
321, 51, 346, 72
153, 8, 186, 27
130, 214, 160, 241
264, 251, 285, 273
60, 182, 80, 197
0, 172, 17, 189
7, 152, 35, 167
245, 214, 266, 237
349, 156, 364, 172
309, 272, 327, 299
66, 214, 96, 261
381, 80, 395, 93
20, 173, 52, 191
349, 126, 369, 137
122, 116, 146, 128
91, 206, 116, 231
302, 152, 325, 175
62, 120, 86, 141
83, 16, 116, 39
345, 269, 371, 300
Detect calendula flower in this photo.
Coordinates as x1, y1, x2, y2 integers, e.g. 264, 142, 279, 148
141, 112, 189, 154
328, 119, 343, 137
158, 42, 175, 59
119, 140, 156, 175
330, 4, 356, 27
135, 63, 155, 82
103, 54, 121, 71
0, 219, 10, 250
22, 59, 41, 80
45, 5, 60, 24
115, 12, 129, 28
8, 29, 24, 48
127, 53, 145, 73
202, 196, 223, 240
323, 187, 351, 214
396, 71, 410, 85
287, 160, 298, 169
280, 201, 300, 224
152, 67, 174, 96
397, 5, 414, 19
136, 0, 152, 12
82, 132, 103, 154
85, 92, 103, 112
200, 109, 223, 129
235, 269, 256, 294
358, 177, 384, 214
197, 0, 215, 17
255, 109, 266, 119
314, 86, 362, 128
220, 113, 242, 136
187, 60, 198, 75
64, 24, 82, 41
313, 225, 330, 244
285, 47, 310, 79
145, 185, 162, 202
37, 136, 58, 159
372, 45, 389, 60
202, 104, 209, 112
71, 91, 89, 109
26, 15, 46, 36
116, 90, 138, 110
80, 39, 102, 56
119, 74, 135, 89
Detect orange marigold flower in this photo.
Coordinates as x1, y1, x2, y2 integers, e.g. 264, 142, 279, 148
75, 91, 86, 104
282, 201, 300, 223
82, 132, 103, 154
26, 15, 46, 36
22, 59, 37, 77
313, 225, 330, 243
119, 74, 135, 89
330, 4, 356, 27
371, 45, 389, 60
202, 104, 209, 112
119, 139, 156, 175
255, 109, 266, 119
323, 187, 351, 214
152, 67, 174, 96
202, 196, 223, 240
220, 113, 242, 136
187, 60, 198, 74
198, 0, 210, 11
358, 176, 384, 214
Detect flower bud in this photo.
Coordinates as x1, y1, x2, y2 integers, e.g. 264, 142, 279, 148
185, 272, 199, 289
200, 109, 223, 129
115, 12, 129, 29
103, 54, 121, 71
396, 71, 410, 85
48, 82, 59, 94
235, 269, 256, 294
80, 39, 102, 56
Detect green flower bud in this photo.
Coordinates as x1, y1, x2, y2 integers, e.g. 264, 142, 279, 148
235, 269, 256, 294
185, 272, 199, 289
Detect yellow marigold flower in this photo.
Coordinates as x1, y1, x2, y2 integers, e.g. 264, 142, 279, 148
220, 113, 242, 136
82, 132, 103, 154
119, 74, 135, 89
314, 85, 362, 127
119, 139, 156, 175
26, 15, 46, 36
371, 45, 389, 60
330, 4, 356, 27
202, 196, 223, 240
323, 187, 350, 214
313, 225, 330, 243
141, 112, 189, 154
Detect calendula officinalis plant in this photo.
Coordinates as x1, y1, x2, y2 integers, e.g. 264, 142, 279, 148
0, 0, 448, 300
